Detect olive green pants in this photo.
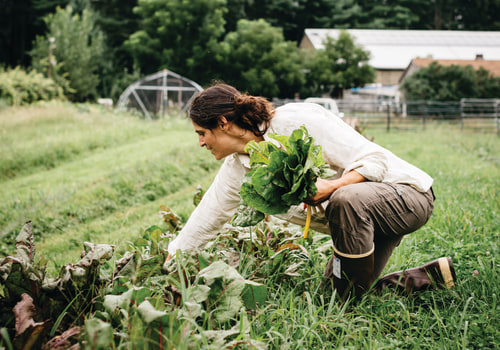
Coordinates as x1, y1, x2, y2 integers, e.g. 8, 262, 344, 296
323, 182, 434, 282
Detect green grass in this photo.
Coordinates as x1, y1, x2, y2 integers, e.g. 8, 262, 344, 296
0, 103, 499, 348
0, 102, 221, 268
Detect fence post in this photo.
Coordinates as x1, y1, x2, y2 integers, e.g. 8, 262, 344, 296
423, 101, 427, 129
496, 99, 499, 136
460, 99, 464, 130
386, 102, 391, 132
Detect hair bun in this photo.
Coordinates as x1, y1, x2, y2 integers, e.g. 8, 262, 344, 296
234, 95, 252, 111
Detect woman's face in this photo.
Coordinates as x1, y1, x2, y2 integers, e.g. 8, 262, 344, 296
192, 121, 242, 160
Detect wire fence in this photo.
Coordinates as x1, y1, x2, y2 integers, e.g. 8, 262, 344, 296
274, 98, 500, 135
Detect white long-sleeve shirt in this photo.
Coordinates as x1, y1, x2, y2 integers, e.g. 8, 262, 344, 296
167, 103, 433, 255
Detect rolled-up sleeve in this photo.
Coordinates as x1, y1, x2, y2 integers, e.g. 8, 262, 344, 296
167, 155, 246, 256
341, 147, 388, 182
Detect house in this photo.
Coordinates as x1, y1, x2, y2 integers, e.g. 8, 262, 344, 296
399, 57, 500, 83
299, 29, 500, 86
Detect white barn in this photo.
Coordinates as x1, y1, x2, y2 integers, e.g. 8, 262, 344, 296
299, 29, 500, 86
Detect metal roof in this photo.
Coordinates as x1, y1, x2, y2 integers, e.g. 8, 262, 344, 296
116, 69, 203, 119
302, 29, 500, 70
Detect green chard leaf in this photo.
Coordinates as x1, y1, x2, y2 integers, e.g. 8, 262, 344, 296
233, 126, 335, 227
231, 201, 265, 227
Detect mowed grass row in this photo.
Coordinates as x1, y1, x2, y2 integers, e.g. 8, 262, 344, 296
0, 102, 220, 268
0, 103, 499, 348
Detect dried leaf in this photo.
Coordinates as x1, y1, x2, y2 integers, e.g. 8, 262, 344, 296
77, 242, 115, 268
42, 326, 80, 350
15, 221, 35, 264
13, 293, 40, 335
276, 243, 308, 255
12, 293, 51, 350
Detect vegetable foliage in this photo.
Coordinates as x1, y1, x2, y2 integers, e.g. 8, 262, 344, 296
233, 126, 334, 227
0, 208, 289, 349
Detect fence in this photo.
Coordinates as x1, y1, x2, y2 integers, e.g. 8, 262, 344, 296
274, 98, 500, 134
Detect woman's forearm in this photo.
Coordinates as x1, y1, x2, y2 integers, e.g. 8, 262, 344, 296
307, 170, 366, 205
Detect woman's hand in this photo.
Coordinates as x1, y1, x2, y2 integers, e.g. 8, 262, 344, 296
305, 170, 367, 206
305, 178, 337, 206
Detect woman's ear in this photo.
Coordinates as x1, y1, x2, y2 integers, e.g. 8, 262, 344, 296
219, 116, 229, 130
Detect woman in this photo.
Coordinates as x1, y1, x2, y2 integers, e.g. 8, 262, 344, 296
167, 83, 455, 300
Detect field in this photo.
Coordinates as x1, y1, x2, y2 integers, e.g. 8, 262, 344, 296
0, 102, 499, 349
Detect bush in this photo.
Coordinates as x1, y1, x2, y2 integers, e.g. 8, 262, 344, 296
0, 67, 65, 106
401, 62, 500, 101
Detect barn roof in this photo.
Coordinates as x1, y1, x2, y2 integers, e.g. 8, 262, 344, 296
300, 29, 500, 70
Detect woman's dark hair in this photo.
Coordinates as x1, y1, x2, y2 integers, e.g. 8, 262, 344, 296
188, 83, 274, 136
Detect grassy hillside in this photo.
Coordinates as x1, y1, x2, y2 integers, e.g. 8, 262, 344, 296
0, 102, 498, 349
0, 102, 220, 269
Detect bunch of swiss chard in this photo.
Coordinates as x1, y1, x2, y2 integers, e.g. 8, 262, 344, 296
232, 126, 335, 227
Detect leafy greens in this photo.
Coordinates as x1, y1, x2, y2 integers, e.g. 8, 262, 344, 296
232, 126, 335, 227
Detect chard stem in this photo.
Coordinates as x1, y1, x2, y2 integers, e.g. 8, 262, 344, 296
303, 204, 312, 238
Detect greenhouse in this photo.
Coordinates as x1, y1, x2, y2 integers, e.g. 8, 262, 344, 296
116, 69, 203, 119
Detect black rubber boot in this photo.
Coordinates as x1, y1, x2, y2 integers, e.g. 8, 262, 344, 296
377, 257, 456, 293
330, 253, 375, 301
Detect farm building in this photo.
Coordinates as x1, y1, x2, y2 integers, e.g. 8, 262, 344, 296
299, 29, 500, 86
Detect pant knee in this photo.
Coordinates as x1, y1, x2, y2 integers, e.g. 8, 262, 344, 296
326, 186, 374, 256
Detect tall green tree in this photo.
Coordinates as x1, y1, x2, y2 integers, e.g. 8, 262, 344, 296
0, 0, 70, 67
124, 0, 227, 85
91, 0, 139, 69
401, 62, 500, 101
304, 30, 375, 98
456, 0, 500, 30
224, 0, 247, 33
329, 0, 365, 29
0, 0, 34, 67
328, 0, 421, 29
220, 19, 305, 98
363, 0, 420, 29
243, 0, 339, 42
90, 0, 140, 100
30, 5, 105, 101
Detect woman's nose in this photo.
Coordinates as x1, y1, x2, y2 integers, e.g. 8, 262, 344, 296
199, 136, 206, 147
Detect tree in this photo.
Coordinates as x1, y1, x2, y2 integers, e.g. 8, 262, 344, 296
89, 0, 140, 100
91, 0, 139, 70
220, 19, 305, 98
455, 0, 500, 30
30, 5, 105, 101
124, 0, 227, 86
242, 0, 339, 43
0, 0, 70, 67
400, 62, 500, 101
329, 0, 365, 29
361, 0, 420, 29
303, 30, 375, 98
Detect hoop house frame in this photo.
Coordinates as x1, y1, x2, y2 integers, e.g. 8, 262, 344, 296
116, 69, 203, 119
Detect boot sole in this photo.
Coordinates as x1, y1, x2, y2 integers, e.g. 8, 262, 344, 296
437, 257, 456, 288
